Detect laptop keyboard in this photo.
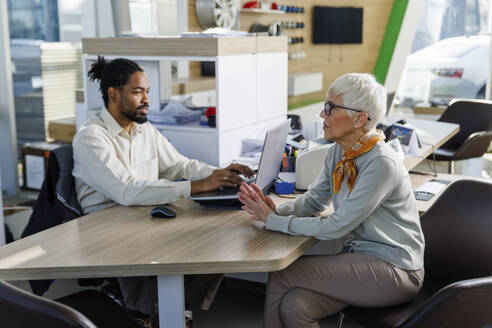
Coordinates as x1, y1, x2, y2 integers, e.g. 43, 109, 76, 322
218, 176, 256, 195
218, 186, 241, 195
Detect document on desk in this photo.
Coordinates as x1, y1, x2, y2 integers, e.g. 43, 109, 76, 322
415, 180, 448, 195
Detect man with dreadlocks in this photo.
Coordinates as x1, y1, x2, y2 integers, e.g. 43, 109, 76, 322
73, 56, 254, 325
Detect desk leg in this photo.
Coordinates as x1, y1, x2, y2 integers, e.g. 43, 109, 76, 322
157, 274, 185, 328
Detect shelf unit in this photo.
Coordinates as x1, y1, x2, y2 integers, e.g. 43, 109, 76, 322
81, 36, 287, 166
240, 8, 285, 14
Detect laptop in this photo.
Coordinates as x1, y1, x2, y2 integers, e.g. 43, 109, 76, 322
189, 119, 290, 206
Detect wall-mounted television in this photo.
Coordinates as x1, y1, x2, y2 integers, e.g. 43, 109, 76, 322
312, 6, 363, 44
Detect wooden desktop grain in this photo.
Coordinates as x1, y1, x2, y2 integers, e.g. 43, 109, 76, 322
256, 36, 288, 53
82, 37, 265, 57
0, 200, 316, 281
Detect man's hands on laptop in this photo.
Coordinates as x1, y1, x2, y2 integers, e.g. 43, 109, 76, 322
223, 163, 255, 178
190, 164, 255, 194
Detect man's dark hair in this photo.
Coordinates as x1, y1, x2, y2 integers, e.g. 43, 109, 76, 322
87, 56, 143, 108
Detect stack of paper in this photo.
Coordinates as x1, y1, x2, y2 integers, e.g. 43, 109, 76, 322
11, 40, 82, 142
147, 101, 202, 125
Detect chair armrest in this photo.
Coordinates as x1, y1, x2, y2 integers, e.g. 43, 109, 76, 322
401, 276, 492, 328
452, 130, 492, 160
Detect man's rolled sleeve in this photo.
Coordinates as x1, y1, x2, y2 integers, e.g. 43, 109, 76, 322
174, 180, 191, 199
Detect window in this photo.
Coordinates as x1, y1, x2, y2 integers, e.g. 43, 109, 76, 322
395, 0, 490, 109
7, 0, 59, 41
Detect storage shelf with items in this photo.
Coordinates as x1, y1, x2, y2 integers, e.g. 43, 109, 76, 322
241, 8, 285, 14
239, 2, 306, 63
81, 36, 287, 166
189, 0, 396, 107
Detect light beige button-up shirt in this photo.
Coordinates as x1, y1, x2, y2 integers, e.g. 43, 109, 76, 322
73, 108, 216, 214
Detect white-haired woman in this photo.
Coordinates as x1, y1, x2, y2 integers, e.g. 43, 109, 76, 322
238, 73, 425, 328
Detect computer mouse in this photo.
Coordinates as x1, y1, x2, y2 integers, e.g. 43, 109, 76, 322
151, 206, 176, 219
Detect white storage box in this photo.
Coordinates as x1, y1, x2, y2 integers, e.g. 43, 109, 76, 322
288, 72, 323, 96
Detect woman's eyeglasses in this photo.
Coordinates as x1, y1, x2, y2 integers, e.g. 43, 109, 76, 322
322, 101, 371, 120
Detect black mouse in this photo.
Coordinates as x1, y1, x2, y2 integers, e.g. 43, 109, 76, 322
151, 206, 176, 219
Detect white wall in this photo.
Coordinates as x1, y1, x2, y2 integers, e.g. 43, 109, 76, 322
153, 0, 189, 79
384, 0, 425, 95
81, 0, 115, 37
154, 0, 178, 35
129, 0, 154, 34
0, 0, 19, 196
0, 175, 5, 245
487, 0, 492, 100
58, 0, 85, 42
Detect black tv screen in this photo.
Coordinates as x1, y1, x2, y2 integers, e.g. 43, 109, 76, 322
312, 6, 363, 44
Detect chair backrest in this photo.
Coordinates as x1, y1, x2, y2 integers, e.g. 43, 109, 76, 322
21, 145, 82, 296
0, 280, 96, 328
452, 130, 492, 160
402, 277, 492, 328
420, 179, 492, 289
51, 144, 82, 216
438, 99, 492, 150
52, 144, 75, 177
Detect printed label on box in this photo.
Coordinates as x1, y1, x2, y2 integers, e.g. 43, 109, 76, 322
25, 154, 45, 189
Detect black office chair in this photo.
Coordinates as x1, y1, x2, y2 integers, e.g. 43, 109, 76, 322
0, 279, 143, 328
339, 179, 492, 328
22, 145, 111, 295
429, 99, 492, 173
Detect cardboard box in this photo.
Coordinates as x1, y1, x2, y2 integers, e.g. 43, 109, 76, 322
21, 141, 67, 191
48, 117, 76, 143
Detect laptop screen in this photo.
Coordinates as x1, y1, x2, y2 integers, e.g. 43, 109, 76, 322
189, 119, 290, 201
255, 120, 290, 189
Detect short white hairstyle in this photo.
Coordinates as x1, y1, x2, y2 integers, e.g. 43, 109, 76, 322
327, 73, 386, 131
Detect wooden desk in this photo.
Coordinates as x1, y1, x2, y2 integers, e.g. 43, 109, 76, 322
410, 173, 491, 214
0, 199, 316, 327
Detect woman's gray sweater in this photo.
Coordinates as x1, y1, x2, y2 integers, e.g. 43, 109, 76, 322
266, 141, 425, 270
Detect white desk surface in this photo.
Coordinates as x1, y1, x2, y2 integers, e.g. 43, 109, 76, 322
391, 117, 459, 171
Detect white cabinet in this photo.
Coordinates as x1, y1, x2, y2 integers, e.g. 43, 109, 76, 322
81, 36, 287, 166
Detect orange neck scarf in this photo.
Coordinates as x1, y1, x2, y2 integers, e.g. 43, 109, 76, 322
333, 130, 385, 194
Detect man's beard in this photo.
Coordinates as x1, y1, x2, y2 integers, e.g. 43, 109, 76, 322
122, 105, 148, 124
